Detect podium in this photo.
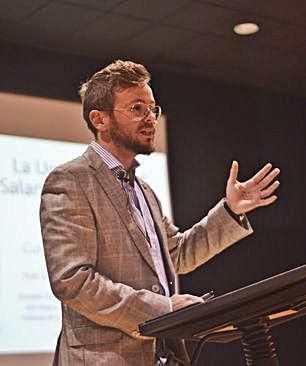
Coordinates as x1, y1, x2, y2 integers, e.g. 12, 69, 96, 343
139, 265, 306, 366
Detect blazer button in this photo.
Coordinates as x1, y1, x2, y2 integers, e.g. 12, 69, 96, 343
151, 284, 160, 293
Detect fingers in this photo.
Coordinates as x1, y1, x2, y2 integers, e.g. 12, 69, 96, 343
257, 168, 280, 190
244, 164, 280, 191
252, 163, 273, 184
228, 160, 239, 184
259, 195, 278, 207
171, 294, 204, 311
260, 180, 280, 198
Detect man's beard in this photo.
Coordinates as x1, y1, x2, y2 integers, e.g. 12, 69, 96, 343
109, 116, 155, 155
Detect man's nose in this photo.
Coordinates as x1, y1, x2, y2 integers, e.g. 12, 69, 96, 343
144, 109, 157, 123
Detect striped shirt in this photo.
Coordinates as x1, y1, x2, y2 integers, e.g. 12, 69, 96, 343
90, 141, 170, 297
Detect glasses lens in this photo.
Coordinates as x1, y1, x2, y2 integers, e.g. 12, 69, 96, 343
131, 103, 146, 118
131, 103, 161, 120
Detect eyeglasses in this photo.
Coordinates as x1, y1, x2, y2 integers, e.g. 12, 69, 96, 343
106, 103, 162, 121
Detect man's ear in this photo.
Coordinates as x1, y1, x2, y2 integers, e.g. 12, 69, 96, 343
89, 110, 109, 132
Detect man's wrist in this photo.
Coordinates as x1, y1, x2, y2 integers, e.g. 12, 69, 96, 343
224, 201, 249, 229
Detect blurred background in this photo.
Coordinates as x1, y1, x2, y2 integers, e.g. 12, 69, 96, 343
0, 1, 305, 365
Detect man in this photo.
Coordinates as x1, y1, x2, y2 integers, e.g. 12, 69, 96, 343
40, 60, 280, 366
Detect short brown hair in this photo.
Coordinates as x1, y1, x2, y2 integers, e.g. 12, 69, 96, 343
79, 60, 151, 136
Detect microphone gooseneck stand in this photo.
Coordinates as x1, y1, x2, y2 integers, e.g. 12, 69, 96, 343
189, 316, 280, 366
237, 317, 280, 366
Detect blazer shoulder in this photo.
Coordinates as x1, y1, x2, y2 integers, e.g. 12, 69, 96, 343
49, 147, 98, 175
43, 148, 97, 187
49, 155, 87, 177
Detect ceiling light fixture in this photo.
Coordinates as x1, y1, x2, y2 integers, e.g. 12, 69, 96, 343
233, 22, 260, 36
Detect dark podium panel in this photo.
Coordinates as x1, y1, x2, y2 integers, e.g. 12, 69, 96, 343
139, 265, 306, 366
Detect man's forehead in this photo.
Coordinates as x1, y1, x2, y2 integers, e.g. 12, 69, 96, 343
114, 84, 155, 104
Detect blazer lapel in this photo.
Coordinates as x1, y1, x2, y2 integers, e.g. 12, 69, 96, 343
84, 147, 157, 275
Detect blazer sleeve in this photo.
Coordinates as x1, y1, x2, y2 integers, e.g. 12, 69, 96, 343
163, 199, 254, 274
40, 167, 171, 338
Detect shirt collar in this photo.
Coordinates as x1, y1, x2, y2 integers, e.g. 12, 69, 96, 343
90, 141, 139, 184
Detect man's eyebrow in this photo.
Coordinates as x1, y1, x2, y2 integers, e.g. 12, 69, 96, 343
127, 98, 155, 105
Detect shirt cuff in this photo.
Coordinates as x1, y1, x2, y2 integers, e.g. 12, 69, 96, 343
223, 201, 249, 230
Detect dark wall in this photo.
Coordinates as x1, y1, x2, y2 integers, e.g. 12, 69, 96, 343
1, 42, 99, 101
155, 72, 306, 365
1, 41, 305, 365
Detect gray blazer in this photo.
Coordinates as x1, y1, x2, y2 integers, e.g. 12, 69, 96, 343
40, 146, 252, 366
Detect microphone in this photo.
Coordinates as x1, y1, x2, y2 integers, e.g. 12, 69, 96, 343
117, 170, 131, 184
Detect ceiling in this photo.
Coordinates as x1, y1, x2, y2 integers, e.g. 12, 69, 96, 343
1, 0, 306, 97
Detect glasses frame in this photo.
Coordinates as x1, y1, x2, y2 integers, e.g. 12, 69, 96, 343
103, 103, 162, 121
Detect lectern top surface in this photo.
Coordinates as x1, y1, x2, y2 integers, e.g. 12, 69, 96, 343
139, 264, 306, 338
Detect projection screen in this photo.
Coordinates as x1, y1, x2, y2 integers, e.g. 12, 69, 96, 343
0, 92, 172, 365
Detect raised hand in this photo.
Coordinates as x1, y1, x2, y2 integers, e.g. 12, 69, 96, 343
226, 161, 280, 215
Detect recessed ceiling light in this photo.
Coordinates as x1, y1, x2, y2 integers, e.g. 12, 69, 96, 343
233, 22, 260, 36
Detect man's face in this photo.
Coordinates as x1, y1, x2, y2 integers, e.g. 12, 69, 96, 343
108, 84, 157, 155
